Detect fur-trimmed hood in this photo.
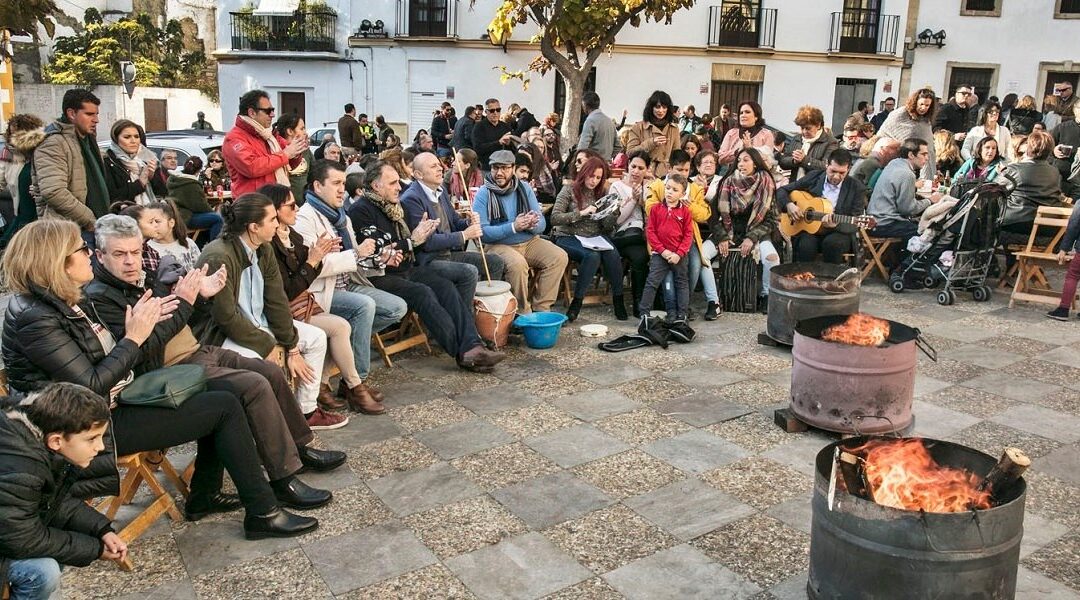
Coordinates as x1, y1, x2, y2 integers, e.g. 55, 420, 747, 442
5, 128, 47, 155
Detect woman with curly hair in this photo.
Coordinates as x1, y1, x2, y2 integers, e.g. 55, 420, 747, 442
877, 87, 939, 178
626, 90, 682, 176
778, 105, 839, 181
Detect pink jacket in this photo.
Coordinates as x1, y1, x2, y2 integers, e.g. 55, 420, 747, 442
716, 127, 776, 165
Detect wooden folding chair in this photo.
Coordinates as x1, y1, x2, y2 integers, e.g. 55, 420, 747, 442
859, 229, 903, 281
2, 582, 9, 600
372, 311, 432, 368
1009, 205, 1076, 308
95, 451, 185, 571
560, 261, 609, 307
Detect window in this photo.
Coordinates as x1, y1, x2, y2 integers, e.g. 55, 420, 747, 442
1056, 0, 1080, 16
960, 0, 1001, 16
946, 66, 996, 105
409, 0, 449, 36
836, 0, 881, 54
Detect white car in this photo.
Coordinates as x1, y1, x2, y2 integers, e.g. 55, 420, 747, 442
99, 130, 225, 165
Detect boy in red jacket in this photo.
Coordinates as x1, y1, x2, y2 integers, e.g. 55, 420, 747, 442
639, 173, 693, 326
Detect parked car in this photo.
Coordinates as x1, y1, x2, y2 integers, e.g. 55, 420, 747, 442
309, 127, 336, 147
99, 130, 225, 165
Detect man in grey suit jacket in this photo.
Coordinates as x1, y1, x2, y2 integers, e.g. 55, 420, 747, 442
577, 92, 616, 160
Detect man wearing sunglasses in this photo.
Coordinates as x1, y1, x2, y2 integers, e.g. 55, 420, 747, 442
933, 84, 976, 142
471, 98, 515, 171
1053, 82, 1076, 117
222, 89, 308, 197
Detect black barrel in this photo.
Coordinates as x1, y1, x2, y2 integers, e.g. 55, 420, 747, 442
808, 436, 1025, 600
766, 262, 860, 345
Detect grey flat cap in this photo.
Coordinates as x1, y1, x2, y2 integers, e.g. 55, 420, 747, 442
489, 149, 515, 166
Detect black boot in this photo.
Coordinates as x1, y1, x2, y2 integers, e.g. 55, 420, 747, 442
297, 446, 346, 473
566, 297, 583, 322
185, 491, 243, 521
244, 508, 319, 540
612, 295, 628, 321
270, 475, 333, 510
704, 301, 720, 321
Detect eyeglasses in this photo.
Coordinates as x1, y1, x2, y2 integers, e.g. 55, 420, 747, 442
209, 159, 223, 164
255, 106, 276, 115
281, 201, 297, 209
487, 108, 502, 114
1055, 87, 1072, 93
957, 91, 972, 96
70, 243, 90, 256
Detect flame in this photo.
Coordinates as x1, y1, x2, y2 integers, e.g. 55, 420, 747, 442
848, 438, 992, 513
788, 272, 816, 281
821, 313, 891, 347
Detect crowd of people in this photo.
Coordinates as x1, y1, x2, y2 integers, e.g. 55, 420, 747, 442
1, 78, 1080, 598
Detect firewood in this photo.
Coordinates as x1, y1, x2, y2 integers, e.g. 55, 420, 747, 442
838, 450, 875, 502
976, 447, 1030, 499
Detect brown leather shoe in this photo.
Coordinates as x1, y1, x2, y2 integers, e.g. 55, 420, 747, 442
339, 379, 384, 403
344, 384, 386, 415
317, 384, 347, 411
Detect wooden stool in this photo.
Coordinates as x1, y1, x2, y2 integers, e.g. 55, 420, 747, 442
95, 451, 185, 571
372, 312, 432, 368
859, 230, 902, 281
1009, 206, 1075, 308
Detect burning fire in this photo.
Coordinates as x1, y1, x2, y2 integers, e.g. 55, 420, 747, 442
788, 272, 816, 281
821, 313, 890, 347
849, 438, 992, 513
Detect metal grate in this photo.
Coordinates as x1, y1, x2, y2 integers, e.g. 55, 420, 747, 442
229, 11, 337, 52
707, 2, 777, 49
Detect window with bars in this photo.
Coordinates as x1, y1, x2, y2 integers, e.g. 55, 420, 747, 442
1058, 0, 1080, 13
964, 0, 997, 11
948, 67, 995, 105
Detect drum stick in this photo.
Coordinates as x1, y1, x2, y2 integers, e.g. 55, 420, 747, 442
455, 157, 493, 282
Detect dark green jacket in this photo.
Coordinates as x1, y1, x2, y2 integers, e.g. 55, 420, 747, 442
193, 236, 299, 355
165, 173, 213, 224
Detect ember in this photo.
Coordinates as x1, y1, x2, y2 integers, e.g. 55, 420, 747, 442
848, 438, 992, 512
820, 313, 890, 347
787, 271, 816, 281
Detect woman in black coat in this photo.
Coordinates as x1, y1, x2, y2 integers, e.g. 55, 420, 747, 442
0, 219, 317, 538
103, 119, 166, 205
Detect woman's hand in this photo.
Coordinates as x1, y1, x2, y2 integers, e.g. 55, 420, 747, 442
718, 240, 730, 258
287, 351, 317, 385
124, 290, 177, 345
580, 205, 598, 217
739, 238, 754, 257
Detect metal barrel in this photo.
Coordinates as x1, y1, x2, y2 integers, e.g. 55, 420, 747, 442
767, 262, 860, 345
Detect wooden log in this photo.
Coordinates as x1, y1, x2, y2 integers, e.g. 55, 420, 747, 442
977, 447, 1031, 499
837, 450, 875, 502
774, 408, 809, 433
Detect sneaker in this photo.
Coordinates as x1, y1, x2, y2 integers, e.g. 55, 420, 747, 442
704, 301, 720, 321
306, 407, 349, 430
1047, 307, 1070, 321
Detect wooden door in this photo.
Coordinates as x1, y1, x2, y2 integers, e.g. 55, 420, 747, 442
143, 99, 168, 132
280, 92, 306, 122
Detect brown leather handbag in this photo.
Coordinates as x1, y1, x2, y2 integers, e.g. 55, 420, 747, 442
289, 291, 324, 322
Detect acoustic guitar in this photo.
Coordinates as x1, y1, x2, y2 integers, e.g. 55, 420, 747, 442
779, 190, 877, 237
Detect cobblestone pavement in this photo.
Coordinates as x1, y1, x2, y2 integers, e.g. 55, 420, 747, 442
62, 282, 1080, 599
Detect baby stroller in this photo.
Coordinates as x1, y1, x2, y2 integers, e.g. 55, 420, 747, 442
888, 178, 1011, 305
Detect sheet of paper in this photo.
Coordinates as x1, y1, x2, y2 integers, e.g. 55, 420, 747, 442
575, 235, 614, 251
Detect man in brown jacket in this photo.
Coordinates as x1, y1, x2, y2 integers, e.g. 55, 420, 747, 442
32, 89, 110, 246
337, 104, 359, 155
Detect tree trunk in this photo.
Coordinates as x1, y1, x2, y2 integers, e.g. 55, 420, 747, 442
559, 68, 587, 154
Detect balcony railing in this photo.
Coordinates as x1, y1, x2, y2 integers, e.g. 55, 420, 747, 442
708, 4, 777, 49
396, 0, 458, 38
229, 11, 337, 52
827, 9, 899, 55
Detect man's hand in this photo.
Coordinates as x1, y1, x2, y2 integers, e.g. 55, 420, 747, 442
1054, 145, 1070, 159
172, 267, 203, 305
286, 351, 317, 385
101, 532, 128, 561
513, 212, 533, 232
930, 191, 944, 204
665, 251, 680, 265
386, 250, 405, 267
1058, 250, 1069, 265
462, 222, 483, 241
739, 238, 754, 257
199, 265, 228, 298
786, 202, 805, 221
499, 132, 512, 146
355, 238, 377, 258
410, 213, 439, 245
821, 213, 837, 228
285, 137, 307, 159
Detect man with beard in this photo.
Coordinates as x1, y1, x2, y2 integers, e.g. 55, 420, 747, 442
472, 150, 568, 314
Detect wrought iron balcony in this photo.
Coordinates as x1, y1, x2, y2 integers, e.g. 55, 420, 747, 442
708, 3, 777, 49
229, 11, 337, 52
396, 0, 459, 38
827, 9, 899, 55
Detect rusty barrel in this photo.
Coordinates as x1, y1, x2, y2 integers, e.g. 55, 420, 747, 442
808, 436, 1025, 600
766, 263, 860, 345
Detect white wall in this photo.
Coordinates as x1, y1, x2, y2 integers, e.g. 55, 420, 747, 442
13, 84, 221, 141
908, 0, 1080, 98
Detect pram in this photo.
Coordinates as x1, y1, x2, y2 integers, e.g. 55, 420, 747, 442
888, 178, 1011, 305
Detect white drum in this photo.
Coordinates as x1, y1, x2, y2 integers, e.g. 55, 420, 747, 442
474, 280, 517, 348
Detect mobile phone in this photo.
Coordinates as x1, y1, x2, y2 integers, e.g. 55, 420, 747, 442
1061, 145, 1075, 157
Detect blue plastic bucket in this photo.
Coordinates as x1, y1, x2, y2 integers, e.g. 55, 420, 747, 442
513, 311, 568, 349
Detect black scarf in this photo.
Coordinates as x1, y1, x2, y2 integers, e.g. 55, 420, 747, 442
483, 173, 528, 224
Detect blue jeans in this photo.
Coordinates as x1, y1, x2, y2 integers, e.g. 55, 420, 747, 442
663, 244, 718, 308
8, 557, 62, 600
554, 235, 624, 299
188, 211, 224, 242
329, 289, 377, 381
347, 284, 409, 333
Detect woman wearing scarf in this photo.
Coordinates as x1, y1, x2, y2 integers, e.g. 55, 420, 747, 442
274, 114, 315, 207
626, 90, 682, 177
717, 102, 776, 167
609, 150, 653, 317
877, 88, 938, 179
445, 148, 484, 208
103, 120, 163, 206
709, 147, 780, 311
201, 149, 231, 192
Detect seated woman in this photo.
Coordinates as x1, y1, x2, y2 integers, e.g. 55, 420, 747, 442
953, 136, 1005, 186
550, 157, 626, 322
264, 183, 386, 415
608, 151, 653, 317
680, 134, 702, 169
962, 100, 1012, 162
1000, 130, 1068, 238
933, 130, 964, 181
446, 148, 484, 207
778, 105, 839, 183
103, 119, 164, 205
0, 220, 317, 538
709, 147, 780, 312
716, 101, 776, 167
200, 149, 231, 193
167, 156, 223, 242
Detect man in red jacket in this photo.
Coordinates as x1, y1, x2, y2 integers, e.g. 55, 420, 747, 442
222, 90, 307, 197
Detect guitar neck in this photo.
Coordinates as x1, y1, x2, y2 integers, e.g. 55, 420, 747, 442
802, 209, 872, 229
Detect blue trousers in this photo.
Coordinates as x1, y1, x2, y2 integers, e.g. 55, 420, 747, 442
338, 284, 408, 378
188, 211, 224, 243
8, 556, 62, 600
554, 235, 625, 299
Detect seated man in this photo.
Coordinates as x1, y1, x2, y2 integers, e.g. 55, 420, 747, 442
192, 194, 344, 430
867, 138, 943, 240
0, 384, 127, 600
777, 149, 868, 264
472, 149, 568, 313
85, 215, 340, 511
400, 152, 506, 280
851, 137, 901, 193
350, 161, 505, 372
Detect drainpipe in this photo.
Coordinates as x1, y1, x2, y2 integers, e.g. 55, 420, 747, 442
343, 48, 375, 117
898, 0, 920, 100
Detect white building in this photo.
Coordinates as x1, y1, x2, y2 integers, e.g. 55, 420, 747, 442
906, 0, 1080, 105
215, 0, 915, 140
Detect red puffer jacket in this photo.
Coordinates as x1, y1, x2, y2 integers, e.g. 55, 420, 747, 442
221, 117, 300, 197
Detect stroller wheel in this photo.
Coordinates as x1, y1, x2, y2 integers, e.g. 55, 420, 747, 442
972, 286, 992, 302
922, 275, 939, 289
937, 290, 956, 306
889, 275, 905, 293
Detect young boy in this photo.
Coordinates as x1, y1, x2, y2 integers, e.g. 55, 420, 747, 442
639, 173, 694, 328
0, 383, 127, 600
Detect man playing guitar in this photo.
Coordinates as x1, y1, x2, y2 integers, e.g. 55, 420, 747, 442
776, 149, 870, 264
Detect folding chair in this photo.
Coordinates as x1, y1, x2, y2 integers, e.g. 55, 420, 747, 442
372, 311, 431, 368
859, 229, 902, 281
1009, 206, 1076, 308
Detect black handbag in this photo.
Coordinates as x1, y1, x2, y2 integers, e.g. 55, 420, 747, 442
118, 364, 207, 409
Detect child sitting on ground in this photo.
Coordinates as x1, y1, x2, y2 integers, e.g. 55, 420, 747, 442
144, 201, 201, 272
1047, 206, 1080, 321
639, 173, 694, 328
0, 383, 128, 599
